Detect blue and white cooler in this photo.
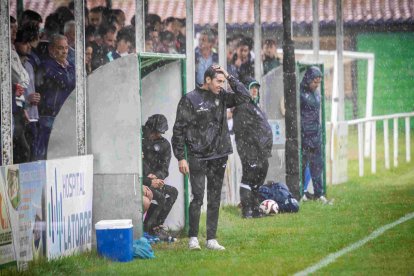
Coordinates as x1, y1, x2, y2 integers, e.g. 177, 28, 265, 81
95, 219, 133, 262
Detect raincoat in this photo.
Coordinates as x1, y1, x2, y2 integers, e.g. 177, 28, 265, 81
300, 66, 323, 149
300, 66, 324, 197
233, 89, 273, 161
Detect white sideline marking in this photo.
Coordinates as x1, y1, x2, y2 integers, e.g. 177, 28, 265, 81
294, 212, 414, 276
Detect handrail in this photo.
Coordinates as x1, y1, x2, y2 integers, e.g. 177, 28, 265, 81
276, 49, 375, 59
347, 112, 414, 125
336, 112, 414, 178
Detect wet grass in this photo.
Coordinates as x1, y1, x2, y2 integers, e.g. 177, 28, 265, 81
3, 135, 414, 275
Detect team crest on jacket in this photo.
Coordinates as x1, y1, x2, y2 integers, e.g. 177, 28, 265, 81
154, 144, 160, 151
215, 99, 220, 106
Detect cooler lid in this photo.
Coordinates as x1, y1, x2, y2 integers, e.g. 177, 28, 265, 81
95, 219, 133, 230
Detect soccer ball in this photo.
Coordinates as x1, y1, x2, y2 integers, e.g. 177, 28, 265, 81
259, 199, 279, 215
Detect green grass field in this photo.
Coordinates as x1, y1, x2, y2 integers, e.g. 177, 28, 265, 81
4, 132, 414, 275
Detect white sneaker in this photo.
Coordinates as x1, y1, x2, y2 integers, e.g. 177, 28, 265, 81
188, 237, 201, 250
206, 239, 225, 250
301, 194, 309, 202
318, 195, 328, 204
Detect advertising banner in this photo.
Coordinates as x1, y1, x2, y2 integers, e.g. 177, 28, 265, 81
4, 165, 23, 270
46, 155, 93, 259
269, 119, 286, 145
0, 167, 16, 268
17, 162, 46, 269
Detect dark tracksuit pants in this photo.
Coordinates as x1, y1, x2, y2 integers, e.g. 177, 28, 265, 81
35, 116, 55, 160
240, 158, 269, 211
144, 184, 178, 232
188, 156, 228, 240
13, 110, 30, 164
301, 143, 324, 197
25, 121, 38, 162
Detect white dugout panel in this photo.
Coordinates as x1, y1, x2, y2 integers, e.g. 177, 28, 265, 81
141, 60, 185, 230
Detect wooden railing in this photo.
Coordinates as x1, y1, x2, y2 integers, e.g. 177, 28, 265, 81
346, 112, 414, 176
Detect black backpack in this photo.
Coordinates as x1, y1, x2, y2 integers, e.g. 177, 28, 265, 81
258, 182, 300, 213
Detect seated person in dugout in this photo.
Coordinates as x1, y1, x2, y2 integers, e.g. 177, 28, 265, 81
142, 114, 178, 239
143, 185, 153, 213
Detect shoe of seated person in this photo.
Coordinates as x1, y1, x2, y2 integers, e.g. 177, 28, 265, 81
188, 237, 201, 250
153, 227, 173, 242
159, 225, 178, 241
143, 232, 160, 244
206, 239, 225, 250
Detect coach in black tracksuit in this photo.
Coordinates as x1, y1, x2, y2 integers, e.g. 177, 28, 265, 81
142, 114, 178, 237
172, 65, 250, 250
233, 79, 273, 218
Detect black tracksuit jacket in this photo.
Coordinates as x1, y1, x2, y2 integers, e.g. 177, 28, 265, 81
142, 127, 171, 187
172, 75, 250, 161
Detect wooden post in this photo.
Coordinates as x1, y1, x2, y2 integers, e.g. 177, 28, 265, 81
406, 117, 411, 162
393, 118, 398, 167
371, 121, 376, 173
358, 123, 364, 176
384, 119, 390, 169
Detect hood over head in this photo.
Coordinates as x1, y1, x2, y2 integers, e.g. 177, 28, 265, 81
300, 66, 323, 90
243, 76, 261, 104
145, 114, 168, 134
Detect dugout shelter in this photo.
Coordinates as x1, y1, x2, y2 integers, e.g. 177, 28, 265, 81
48, 53, 187, 239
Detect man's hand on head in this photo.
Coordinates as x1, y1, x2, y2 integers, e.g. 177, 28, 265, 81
212, 65, 229, 79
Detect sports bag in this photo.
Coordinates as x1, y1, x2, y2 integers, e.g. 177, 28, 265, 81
258, 182, 299, 213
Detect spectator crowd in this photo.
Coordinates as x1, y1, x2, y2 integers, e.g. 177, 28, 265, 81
5, 2, 281, 172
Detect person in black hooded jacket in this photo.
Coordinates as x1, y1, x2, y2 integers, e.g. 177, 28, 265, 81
172, 65, 250, 251
233, 79, 273, 218
300, 66, 328, 204
142, 114, 178, 240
